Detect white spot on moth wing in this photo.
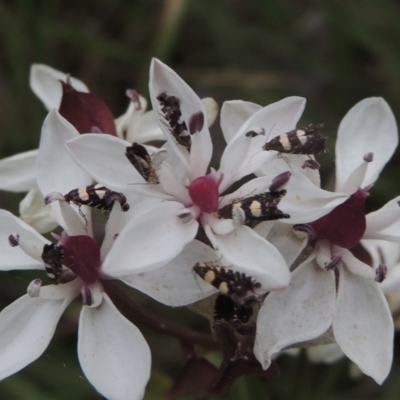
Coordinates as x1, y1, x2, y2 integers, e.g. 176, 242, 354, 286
78, 187, 89, 201
249, 200, 262, 217
204, 270, 216, 284
95, 190, 106, 199
298, 134, 308, 145
279, 133, 291, 151
219, 281, 229, 294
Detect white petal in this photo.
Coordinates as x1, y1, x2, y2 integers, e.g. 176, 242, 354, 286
19, 186, 58, 233
337, 246, 376, 280
219, 97, 306, 192
115, 94, 147, 139
122, 240, 217, 306
103, 201, 198, 276
335, 98, 398, 193
56, 201, 90, 236
333, 267, 394, 384
364, 195, 400, 242
0, 293, 70, 381
149, 58, 212, 180
0, 210, 48, 270
206, 224, 290, 291
30, 64, 89, 110
37, 110, 92, 196
126, 110, 166, 143
202, 97, 219, 128
65, 134, 170, 199
263, 222, 308, 267
38, 279, 82, 300
255, 153, 321, 188
254, 259, 336, 369
341, 158, 370, 194
220, 100, 262, 143
78, 294, 151, 400
158, 162, 191, 204
101, 195, 162, 260
279, 172, 348, 224
0, 150, 38, 192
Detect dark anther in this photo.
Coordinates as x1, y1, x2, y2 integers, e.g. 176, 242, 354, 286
82, 285, 93, 306
375, 264, 387, 283
302, 159, 321, 170
363, 152, 374, 162
126, 89, 141, 111
269, 171, 291, 192
325, 253, 342, 271
293, 224, 316, 239
8, 234, 20, 247
245, 126, 265, 137
188, 111, 205, 135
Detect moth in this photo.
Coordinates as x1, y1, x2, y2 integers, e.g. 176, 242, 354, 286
157, 91, 191, 150
263, 123, 327, 155
41, 243, 65, 284
125, 143, 159, 184
213, 294, 254, 325
215, 190, 289, 225
64, 184, 129, 212
193, 262, 261, 306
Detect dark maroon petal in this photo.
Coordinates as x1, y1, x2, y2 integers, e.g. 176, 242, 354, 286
59, 235, 101, 284
59, 80, 117, 136
310, 188, 369, 249
350, 242, 373, 266
189, 175, 220, 213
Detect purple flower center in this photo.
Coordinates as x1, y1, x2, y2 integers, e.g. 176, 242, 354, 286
189, 175, 220, 213
59, 235, 102, 284
309, 187, 370, 249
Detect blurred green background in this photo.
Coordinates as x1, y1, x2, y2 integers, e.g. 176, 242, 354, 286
1, 0, 400, 398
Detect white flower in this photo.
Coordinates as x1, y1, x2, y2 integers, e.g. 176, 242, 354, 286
254, 97, 398, 384
65, 58, 338, 293
0, 203, 153, 400
0, 64, 218, 232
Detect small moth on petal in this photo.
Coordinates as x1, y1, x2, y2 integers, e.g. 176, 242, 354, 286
62, 184, 129, 212
193, 262, 261, 306
157, 91, 191, 150
215, 190, 289, 225
263, 123, 327, 155
125, 143, 159, 184
41, 243, 65, 284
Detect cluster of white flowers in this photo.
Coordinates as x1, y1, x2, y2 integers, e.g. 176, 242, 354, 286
0, 59, 399, 399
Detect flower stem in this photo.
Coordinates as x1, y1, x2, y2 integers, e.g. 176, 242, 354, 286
103, 280, 220, 350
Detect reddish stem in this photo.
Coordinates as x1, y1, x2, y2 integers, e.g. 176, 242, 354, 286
103, 280, 220, 350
